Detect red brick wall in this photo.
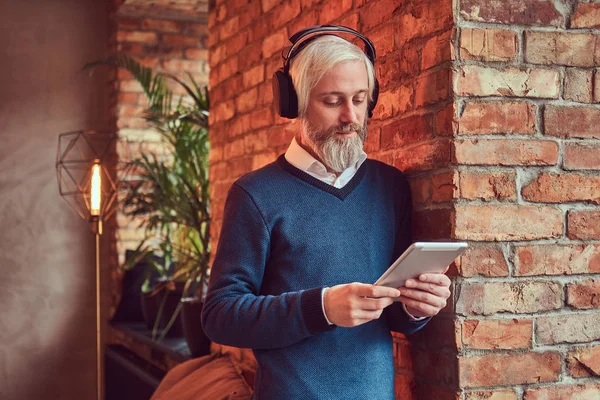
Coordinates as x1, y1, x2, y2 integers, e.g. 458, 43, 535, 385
208, 0, 600, 398
450, 1, 600, 398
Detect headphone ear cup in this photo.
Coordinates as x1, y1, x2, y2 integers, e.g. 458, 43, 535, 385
272, 69, 299, 119
368, 77, 379, 118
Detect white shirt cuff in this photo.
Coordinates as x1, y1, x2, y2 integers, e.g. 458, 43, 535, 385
402, 303, 427, 321
321, 287, 334, 325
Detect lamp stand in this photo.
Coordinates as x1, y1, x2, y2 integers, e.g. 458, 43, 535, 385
92, 217, 103, 400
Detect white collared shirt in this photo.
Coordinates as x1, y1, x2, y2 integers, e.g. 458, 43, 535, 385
284, 137, 367, 188
284, 137, 424, 323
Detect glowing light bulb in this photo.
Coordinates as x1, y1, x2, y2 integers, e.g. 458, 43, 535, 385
90, 163, 101, 216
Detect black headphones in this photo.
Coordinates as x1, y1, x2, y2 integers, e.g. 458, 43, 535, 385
272, 25, 380, 119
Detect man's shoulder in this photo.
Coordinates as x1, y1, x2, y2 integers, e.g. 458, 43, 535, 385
233, 155, 286, 192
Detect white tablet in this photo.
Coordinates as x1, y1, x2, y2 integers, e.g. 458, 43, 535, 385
374, 242, 468, 288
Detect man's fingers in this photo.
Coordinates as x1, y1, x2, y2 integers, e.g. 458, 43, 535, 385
398, 289, 447, 309
357, 296, 395, 311
353, 283, 400, 298
417, 273, 451, 286
398, 296, 440, 316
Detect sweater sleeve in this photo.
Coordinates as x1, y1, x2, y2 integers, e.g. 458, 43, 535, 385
383, 172, 431, 334
201, 183, 335, 350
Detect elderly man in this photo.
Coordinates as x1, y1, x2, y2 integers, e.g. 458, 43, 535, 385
201, 25, 451, 400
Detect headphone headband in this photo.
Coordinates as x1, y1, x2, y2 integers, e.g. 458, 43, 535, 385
283, 25, 377, 68
272, 24, 379, 119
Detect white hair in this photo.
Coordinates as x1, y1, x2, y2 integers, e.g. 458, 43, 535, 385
289, 35, 376, 117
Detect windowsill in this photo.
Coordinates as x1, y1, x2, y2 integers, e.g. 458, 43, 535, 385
110, 321, 192, 364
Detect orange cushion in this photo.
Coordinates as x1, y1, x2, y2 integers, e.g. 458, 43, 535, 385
151, 353, 253, 400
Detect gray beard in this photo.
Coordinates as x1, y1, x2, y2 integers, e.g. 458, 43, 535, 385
301, 119, 368, 173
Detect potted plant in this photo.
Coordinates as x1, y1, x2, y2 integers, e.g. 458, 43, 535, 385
85, 55, 211, 353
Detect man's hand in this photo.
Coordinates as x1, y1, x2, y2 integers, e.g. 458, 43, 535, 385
323, 283, 400, 327
398, 273, 452, 318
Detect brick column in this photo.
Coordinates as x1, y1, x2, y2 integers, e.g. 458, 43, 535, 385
208, 0, 600, 398
449, 1, 600, 398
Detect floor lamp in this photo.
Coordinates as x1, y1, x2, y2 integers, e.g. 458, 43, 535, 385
55, 130, 126, 400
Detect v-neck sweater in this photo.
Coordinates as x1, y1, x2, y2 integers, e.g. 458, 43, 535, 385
202, 155, 430, 400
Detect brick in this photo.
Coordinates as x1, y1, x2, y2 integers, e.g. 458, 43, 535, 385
222, 31, 249, 59
187, 23, 209, 37
239, 1, 261, 29
394, 374, 417, 400
568, 210, 600, 240
458, 101, 536, 135
117, 31, 158, 44
393, 139, 452, 174
213, 100, 235, 123
567, 279, 600, 310
564, 68, 593, 103
224, 138, 245, 160
162, 59, 204, 74
431, 171, 458, 202
524, 384, 600, 400
460, 28, 518, 62
408, 175, 431, 205
118, 17, 139, 30
564, 144, 600, 170
140, 19, 181, 33
525, 31, 599, 67
457, 66, 560, 98
369, 24, 396, 58
460, 0, 563, 27
567, 345, 600, 377
515, 244, 600, 276
162, 34, 199, 47
228, 156, 254, 179
414, 68, 451, 108
412, 348, 458, 387
396, 0, 453, 46
454, 139, 558, 166
318, 0, 352, 24
360, 0, 400, 30
455, 204, 562, 241
460, 170, 517, 201
118, 92, 138, 104
261, 0, 281, 13
272, 0, 301, 29
522, 173, 600, 204
456, 281, 561, 315
262, 29, 287, 59
217, 56, 238, 83
243, 64, 264, 89
462, 319, 532, 350
337, 12, 359, 31
544, 105, 600, 138
244, 130, 269, 154
537, 313, 600, 344
595, 70, 600, 103
413, 207, 453, 241
372, 86, 413, 120
465, 391, 518, 400
185, 48, 209, 60
218, 15, 239, 41
235, 87, 258, 114
381, 114, 433, 150
249, 108, 274, 130
459, 352, 561, 387
252, 151, 278, 170
573, 3, 600, 29
459, 245, 509, 277
422, 30, 454, 71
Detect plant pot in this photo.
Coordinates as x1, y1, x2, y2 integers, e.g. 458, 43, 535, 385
140, 291, 159, 330
155, 288, 185, 338
181, 297, 211, 357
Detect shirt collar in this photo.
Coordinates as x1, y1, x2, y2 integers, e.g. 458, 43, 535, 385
284, 137, 367, 174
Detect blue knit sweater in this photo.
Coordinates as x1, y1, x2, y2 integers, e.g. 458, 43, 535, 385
201, 155, 429, 399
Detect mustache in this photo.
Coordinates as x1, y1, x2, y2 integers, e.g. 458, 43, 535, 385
313, 122, 366, 141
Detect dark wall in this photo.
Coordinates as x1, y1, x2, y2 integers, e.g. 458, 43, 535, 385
0, 0, 110, 398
